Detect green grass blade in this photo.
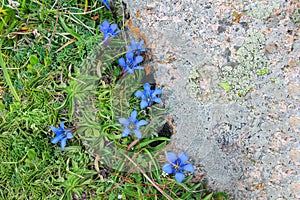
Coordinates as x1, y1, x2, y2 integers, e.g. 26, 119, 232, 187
59, 15, 82, 40
0, 41, 20, 102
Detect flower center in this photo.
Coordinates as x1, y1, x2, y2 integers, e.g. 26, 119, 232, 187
128, 122, 136, 130
174, 159, 182, 172
146, 92, 151, 102
62, 130, 70, 137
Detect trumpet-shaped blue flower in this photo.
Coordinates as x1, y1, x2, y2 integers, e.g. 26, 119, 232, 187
162, 152, 194, 183
50, 122, 73, 150
101, 0, 113, 10
127, 39, 146, 55
118, 110, 148, 139
118, 52, 144, 74
99, 20, 121, 41
134, 83, 162, 109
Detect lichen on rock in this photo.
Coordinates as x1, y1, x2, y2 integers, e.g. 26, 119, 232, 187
219, 28, 270, 99
187, 64, 224, 104
245, 1, 280, 20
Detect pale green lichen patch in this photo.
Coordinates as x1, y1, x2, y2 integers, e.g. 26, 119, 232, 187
219, 28, 270, 98
188, 28, 270, 102
257, 68, 269, 76
187, 67, 203, 99
246, 1, 280, 20
290, 7, 300, 26
187, 64, 222, 104
219, 82, 231, 91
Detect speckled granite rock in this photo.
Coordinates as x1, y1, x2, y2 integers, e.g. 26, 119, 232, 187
123, 0, 300, 199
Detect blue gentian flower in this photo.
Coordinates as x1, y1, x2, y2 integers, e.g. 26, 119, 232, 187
99, 20, 121, 41
101, 0, 113, 10
118, 52, 144, 74
118, 110, 148, 139
127, 39, 146, 55
134, 83, 162, 109
162, 152, 195, 183
50, 122, 73, 150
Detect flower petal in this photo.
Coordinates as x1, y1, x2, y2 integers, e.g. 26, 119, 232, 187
51, 134, 64, 144
126, 68, 134, 74
130, 110, 137, 120
100, 20, 109, 31
134, 90, 144, 98
114, 30, 122, 36
121, 128, 131, 137
66, 132, 74, 139
143, 83, 151, 91
178, 153, 189, 163
102, 0, 111, 10
166, 152, 177, 163
175, 172, 185, 183
133, 66, 144, 70
133, 130, 142, 139
118, 58, 125, 67
162, 163, 173, 174
119, 118, 129, 126
130, 39, 136, 47
152, 88, 162, 96
140, 100, 148, 109
59, 122, 64, 129
136, 119, 148, 127
127, 45, 133, 52
153, 97, 162, 104
126, 52, 134, 61
183, 163, 194, 173
139, 39, 144, 46
110, 23, 118, 31
50, 126, 60, 135
134, 56, 143, 64
60, 137, 68, 149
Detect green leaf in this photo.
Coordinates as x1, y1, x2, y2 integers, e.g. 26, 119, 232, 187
44, 57, 52, 67
27, 64, 34, 73
0, 102, 4, 110
29, 54, 39, 65
203, 193, 213, 200
133, 137, 170, 150
27, 149, 37, 159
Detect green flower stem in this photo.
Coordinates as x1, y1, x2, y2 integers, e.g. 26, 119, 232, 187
0, 41, 20, 102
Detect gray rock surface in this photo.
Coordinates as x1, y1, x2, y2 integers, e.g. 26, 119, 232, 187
124, 0, 300, 199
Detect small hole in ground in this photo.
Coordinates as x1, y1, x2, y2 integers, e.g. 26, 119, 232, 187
149, 121, 173, 147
